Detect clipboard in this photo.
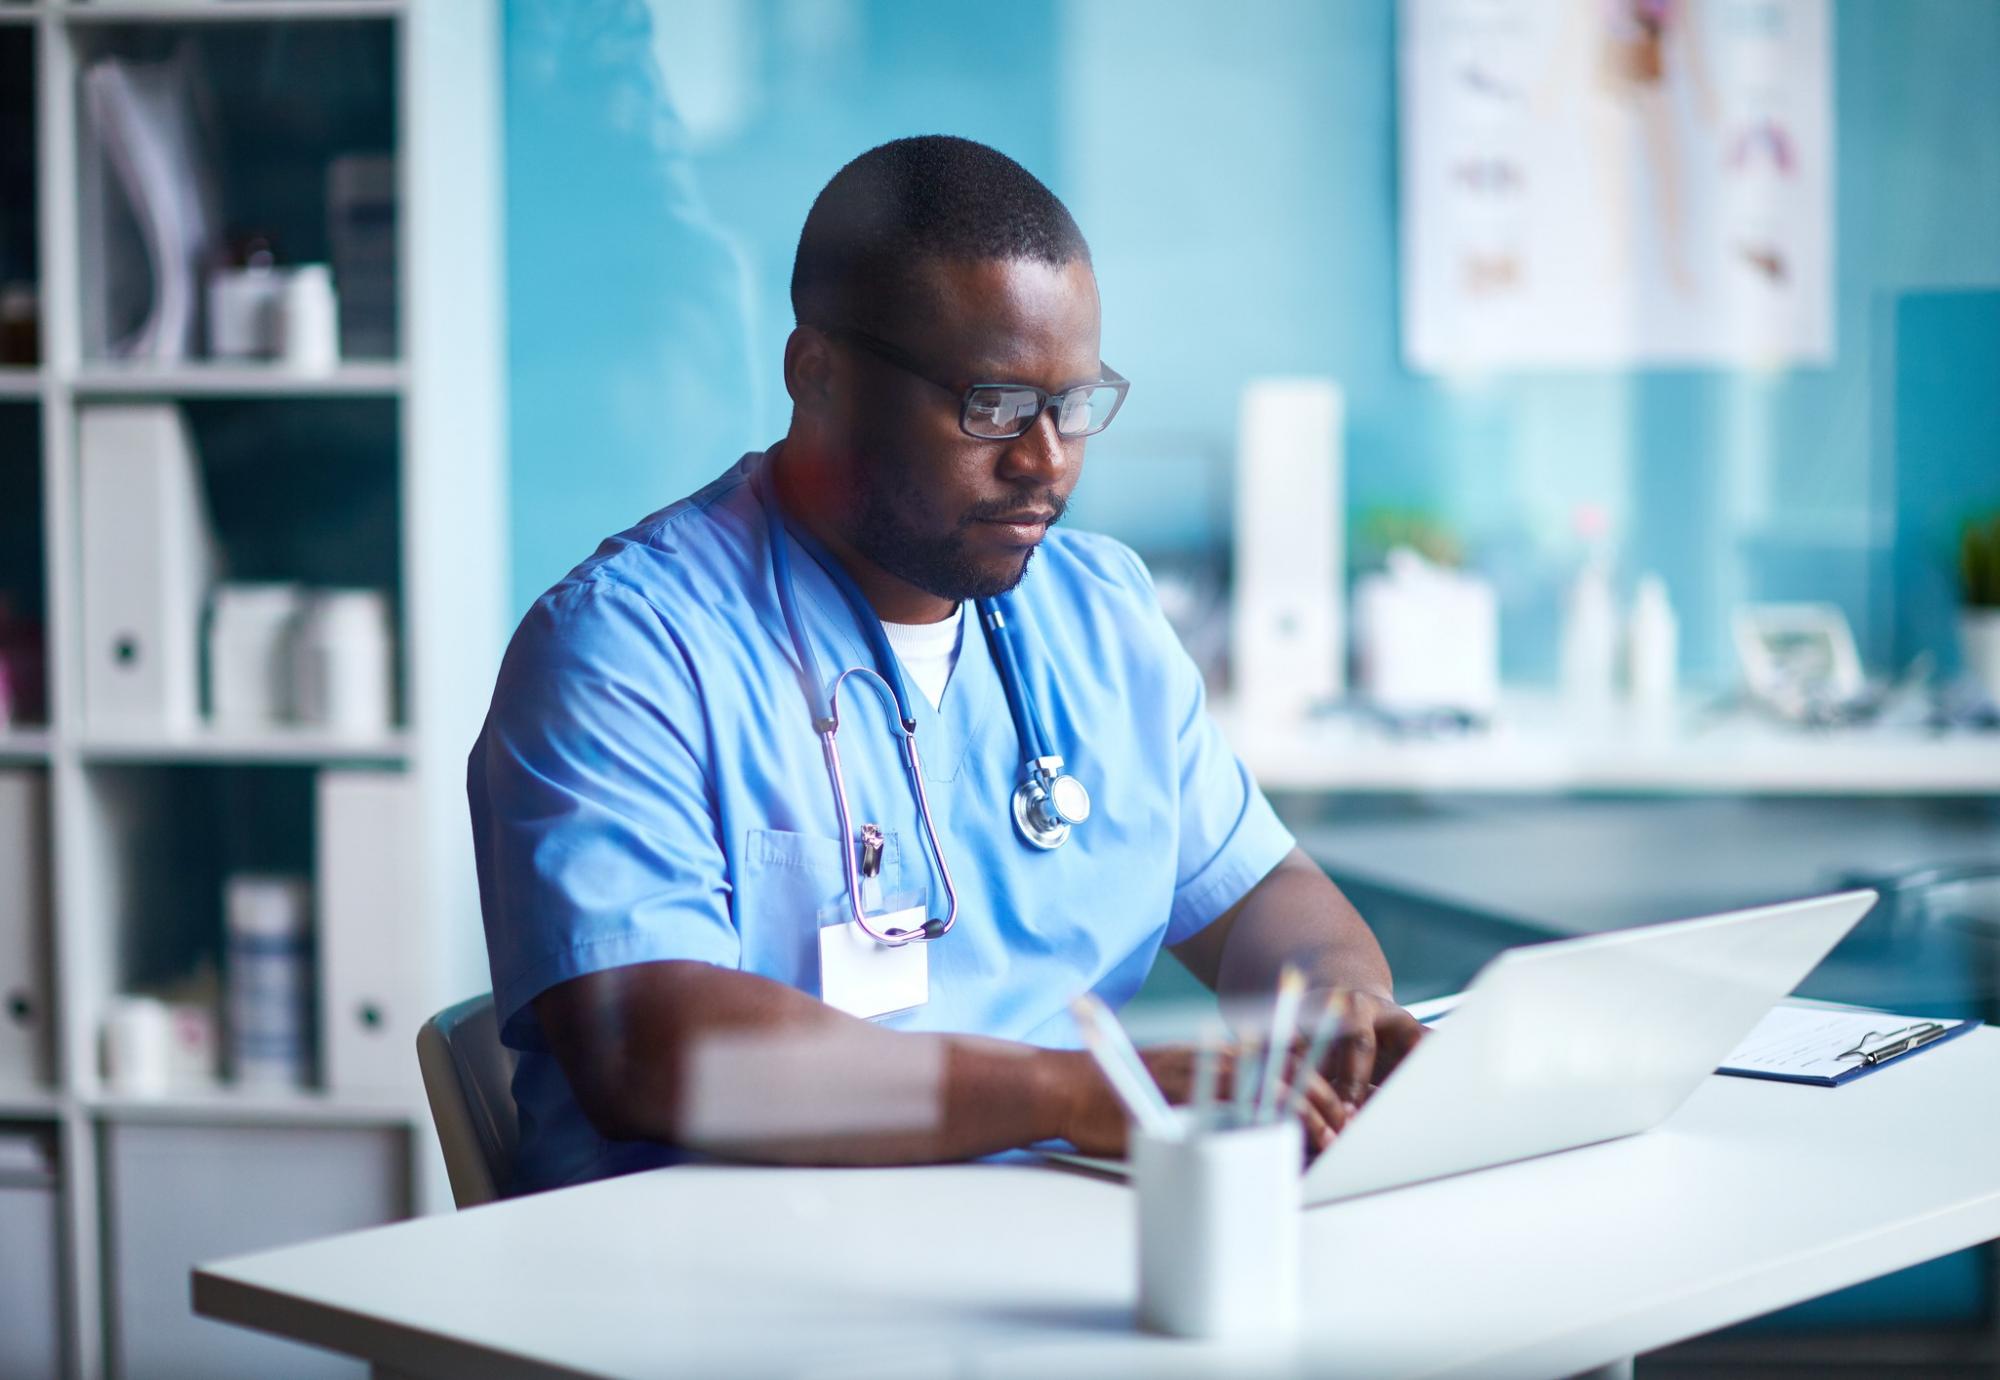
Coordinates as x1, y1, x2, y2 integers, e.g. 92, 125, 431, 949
1411, 995, 1983, 1088
1716, 1008, 1984, 1087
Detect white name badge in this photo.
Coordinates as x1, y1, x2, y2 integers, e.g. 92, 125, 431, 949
819, 905, 930, 1020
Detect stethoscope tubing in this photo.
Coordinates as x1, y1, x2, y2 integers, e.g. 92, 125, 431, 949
979, 602, 1054, 764
755, 460, 1083, 939
817, 663, 959, 945
758, 469, 965, 944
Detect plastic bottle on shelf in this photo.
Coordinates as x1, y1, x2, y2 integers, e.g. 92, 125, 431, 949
225, 874, 313, 1090
1627, 573, 1679, 728
1559, 505, 1618, 725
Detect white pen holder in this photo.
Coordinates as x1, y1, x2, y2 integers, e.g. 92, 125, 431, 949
1131, 1110, 1302, 1339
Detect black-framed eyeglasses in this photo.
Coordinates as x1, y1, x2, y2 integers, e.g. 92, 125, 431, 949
819, 324, 1130, 441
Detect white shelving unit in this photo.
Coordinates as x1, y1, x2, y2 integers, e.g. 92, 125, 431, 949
3, 4, 504, 1376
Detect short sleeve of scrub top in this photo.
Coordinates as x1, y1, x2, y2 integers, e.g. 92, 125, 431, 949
469, 574, 737, 1050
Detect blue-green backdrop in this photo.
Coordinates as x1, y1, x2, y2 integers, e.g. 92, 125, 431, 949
504, 0, 2000, 683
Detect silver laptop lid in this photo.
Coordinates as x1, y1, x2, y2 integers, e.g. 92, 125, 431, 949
1303, 889, 1878, 1204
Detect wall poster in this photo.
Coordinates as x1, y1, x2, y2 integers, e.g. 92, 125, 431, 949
1401, 0, 1833, 370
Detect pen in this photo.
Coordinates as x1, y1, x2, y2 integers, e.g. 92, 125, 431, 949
1191, 1021, 1223, 1131
1254, 965, 1306, 1124
1231, 1028, 1261, 1128
1296, 980, 1344, 1096
1857, 1023, 1949, 1067
1071, 995, 1179, 1138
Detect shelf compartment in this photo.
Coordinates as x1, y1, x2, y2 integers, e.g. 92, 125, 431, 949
74, 396, 406, 739
81, 762, 313, 987
72, 16, 400, 365
74, 761, 423, 1106
0, 402, 47, 731
0, 25, 35, 368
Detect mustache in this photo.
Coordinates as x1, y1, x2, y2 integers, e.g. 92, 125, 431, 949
958, 491, 1070, 528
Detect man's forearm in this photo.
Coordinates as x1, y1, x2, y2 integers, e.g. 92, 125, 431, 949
537, 961, 1091, 1166
1209, 852, 1394, 1004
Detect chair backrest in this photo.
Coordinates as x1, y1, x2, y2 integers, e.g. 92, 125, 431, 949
416, 993, 520, 1208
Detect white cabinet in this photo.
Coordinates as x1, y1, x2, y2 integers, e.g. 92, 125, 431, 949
0, 1126, 62, 1380
101, 1120, 406, 1380
0, 771, 52, 1088
2, 4, 504, 1375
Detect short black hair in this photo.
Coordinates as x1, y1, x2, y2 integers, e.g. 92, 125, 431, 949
790, 135, 1090, 334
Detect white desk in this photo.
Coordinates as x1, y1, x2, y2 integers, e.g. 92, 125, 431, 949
196, 1029, 2000, 1380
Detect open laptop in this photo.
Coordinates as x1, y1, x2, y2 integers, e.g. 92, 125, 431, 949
1064, 890, 1878, 1204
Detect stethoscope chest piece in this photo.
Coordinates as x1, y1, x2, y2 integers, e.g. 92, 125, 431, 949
1013, 759, 1091, 851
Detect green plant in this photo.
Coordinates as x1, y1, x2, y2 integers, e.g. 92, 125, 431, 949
1963, 513, 2000, 608
1354, 507, 1464, 569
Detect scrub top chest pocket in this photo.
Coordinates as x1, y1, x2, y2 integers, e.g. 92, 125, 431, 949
737, 827, 924, 1015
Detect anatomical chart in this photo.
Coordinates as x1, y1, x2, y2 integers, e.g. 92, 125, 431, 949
1401, 0, 1832, 369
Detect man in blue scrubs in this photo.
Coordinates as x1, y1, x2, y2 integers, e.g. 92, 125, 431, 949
471, 136, 1421, 1193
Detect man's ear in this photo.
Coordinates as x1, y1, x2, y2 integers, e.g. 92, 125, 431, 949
783, 326, 835, 411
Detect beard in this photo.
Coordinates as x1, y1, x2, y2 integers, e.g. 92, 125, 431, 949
846, 447, 1068, 605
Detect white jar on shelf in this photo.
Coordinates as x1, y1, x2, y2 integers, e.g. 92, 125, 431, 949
207, 582, 306, 729
206, 263, 283, 359
272, 264, 340, 374
100, 996, 173, 1098
224, 874, 313, 1090
292, 589, 396, 738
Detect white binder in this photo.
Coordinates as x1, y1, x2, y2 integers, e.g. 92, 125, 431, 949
0, 771, 52, 1088
315, 770, 424, 1093
1231, 379, 1345, 720
79, 404, 218, 735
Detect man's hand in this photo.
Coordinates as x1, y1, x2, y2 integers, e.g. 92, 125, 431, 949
1059, 991, 1426, 1161
1316, 988, 1427, 1109
1057, 1042, 1353, 1160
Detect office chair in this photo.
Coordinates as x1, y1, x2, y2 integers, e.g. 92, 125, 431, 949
416, 993, 520, 1208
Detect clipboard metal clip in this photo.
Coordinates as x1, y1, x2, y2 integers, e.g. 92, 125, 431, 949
1836, 1022, 1948, 1067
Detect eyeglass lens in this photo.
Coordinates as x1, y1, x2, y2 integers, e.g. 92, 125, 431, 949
964, 384, 1122, 439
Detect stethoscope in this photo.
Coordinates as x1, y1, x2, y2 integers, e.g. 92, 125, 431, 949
755, 468, 1092, 947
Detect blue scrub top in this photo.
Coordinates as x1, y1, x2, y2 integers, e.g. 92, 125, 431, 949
468, 452, 1295, 1192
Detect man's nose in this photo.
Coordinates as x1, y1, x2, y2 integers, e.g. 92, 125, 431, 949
998, 407, 1071, 485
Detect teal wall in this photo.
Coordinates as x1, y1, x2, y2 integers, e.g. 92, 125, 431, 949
505, 0, 2000, 683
